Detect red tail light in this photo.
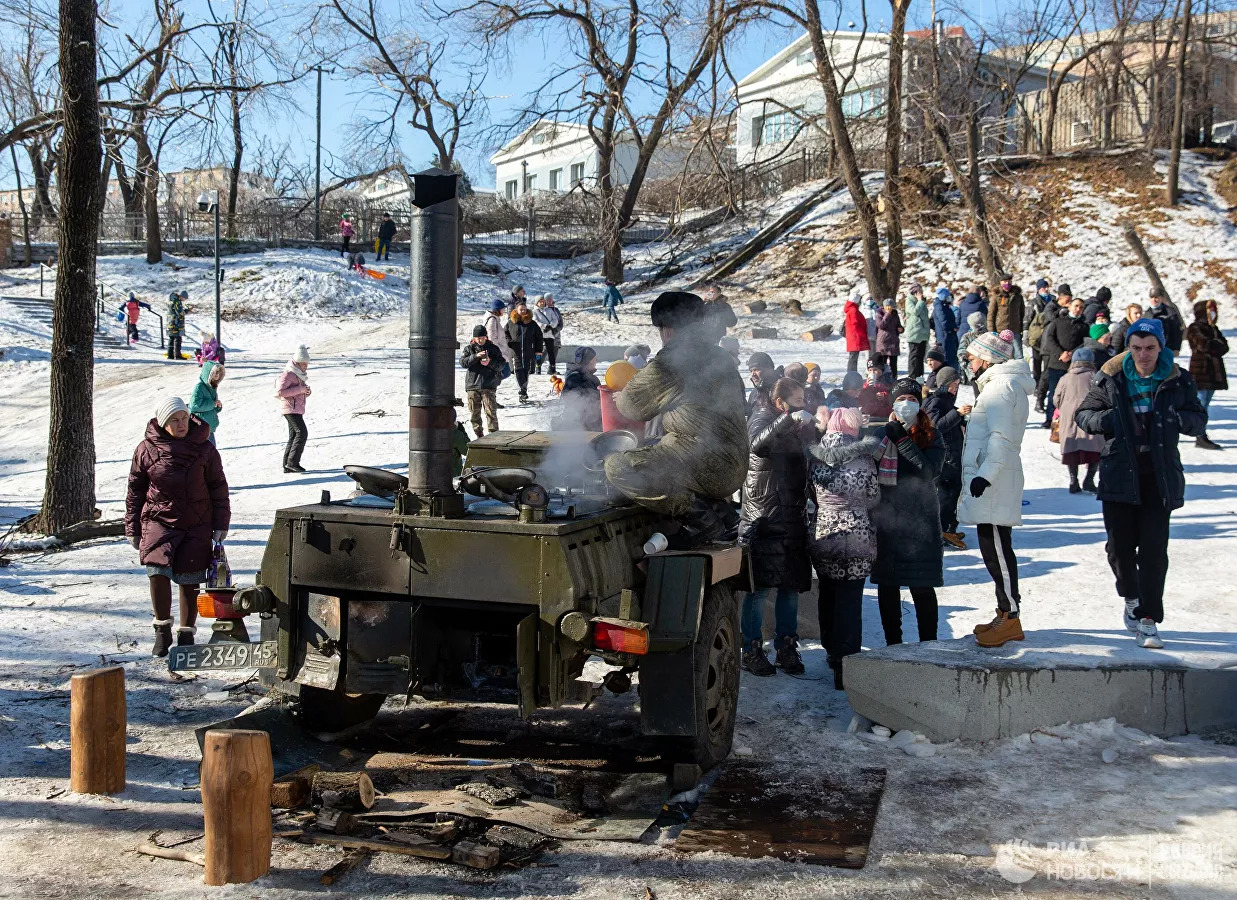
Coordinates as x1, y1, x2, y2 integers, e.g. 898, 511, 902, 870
593, 620, 650, 655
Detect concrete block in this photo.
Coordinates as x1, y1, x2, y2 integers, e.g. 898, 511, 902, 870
844, 634, 1237, 743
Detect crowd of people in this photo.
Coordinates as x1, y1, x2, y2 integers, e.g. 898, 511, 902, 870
736, 275, 1220, 684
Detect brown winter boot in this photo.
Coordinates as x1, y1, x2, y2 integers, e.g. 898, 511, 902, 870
973, 609, 1003, 635
976, 612, 1025, 648
943, 531, 967, 550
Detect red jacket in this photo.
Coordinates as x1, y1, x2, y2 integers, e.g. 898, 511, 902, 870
844, 301, 870, 352
125, 417, 230, 574
125, 299, 142, 324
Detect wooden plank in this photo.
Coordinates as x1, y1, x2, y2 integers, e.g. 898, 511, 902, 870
319, 849, 369, 886
675, 762, 886, 869
296, 833, 452, 860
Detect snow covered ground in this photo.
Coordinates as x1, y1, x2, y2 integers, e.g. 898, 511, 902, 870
1, 179, 1236, 895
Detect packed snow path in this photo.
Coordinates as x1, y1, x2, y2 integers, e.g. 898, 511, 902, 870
0, 257, 1234, 897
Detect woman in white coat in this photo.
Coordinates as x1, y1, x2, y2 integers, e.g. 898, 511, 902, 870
958, 329, 1036, 648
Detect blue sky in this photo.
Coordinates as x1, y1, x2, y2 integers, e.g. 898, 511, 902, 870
1, 0, 980, 193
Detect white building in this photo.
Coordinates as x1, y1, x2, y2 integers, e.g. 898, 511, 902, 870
734, 27, 1055, 166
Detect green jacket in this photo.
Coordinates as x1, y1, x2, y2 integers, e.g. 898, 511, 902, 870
903, 295, 931, 343
190, 360, 220, 434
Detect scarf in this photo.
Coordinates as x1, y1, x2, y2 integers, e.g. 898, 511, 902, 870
1122, 349, 1171, 414
878, 437, 899, 486
282, 361, 308, 384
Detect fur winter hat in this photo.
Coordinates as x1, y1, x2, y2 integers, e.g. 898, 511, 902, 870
155, 396, 189, 428
292, 345, 310, 364
827, 406, 862, 438
967, 329, 1016, 364
650, 291, 704, 329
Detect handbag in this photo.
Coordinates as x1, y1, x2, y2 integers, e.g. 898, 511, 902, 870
500, 360, 512, 381
1049, 408, 1061, 444
206, 541, 232, 589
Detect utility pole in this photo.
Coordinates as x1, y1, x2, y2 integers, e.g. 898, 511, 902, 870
314, 66, 323, 242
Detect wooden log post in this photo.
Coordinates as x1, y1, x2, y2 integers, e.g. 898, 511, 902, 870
201, 729, 273, 886
70, 667, 126, 795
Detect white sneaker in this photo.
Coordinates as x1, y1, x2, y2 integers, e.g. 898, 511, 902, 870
1123, 599, 1139, 634
1135, 618, 1163, 649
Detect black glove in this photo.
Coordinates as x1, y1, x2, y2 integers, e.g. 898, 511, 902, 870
970, 477, 990, 498
885, 420, 907, 442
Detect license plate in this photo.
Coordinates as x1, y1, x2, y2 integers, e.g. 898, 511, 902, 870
168, 640, 277, 672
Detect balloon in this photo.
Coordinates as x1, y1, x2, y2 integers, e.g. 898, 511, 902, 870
604, 361, 637, 391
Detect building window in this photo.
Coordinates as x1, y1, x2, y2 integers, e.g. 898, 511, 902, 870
570, 162, 585, 185
526, 173, 537, 193
505, 180, 518, 200
797, 50, 813, 66
756, 109, 801, 147
841, 85, 885, 118
549, 168, 563, 191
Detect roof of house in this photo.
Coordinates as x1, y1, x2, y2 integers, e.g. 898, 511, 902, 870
737, 31, 887, 89
489, 120, 595, 165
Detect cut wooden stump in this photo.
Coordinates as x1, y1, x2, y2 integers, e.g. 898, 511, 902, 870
316, 807, 356, 834
311, 771, 375, 811
452, 841, 501, 870
270, 775, 310, 810
70, 667, 126, 795
746, 327, 778, 339
201, 729, 273, 886
801, 325, 835, 342
742, 300, 767, 314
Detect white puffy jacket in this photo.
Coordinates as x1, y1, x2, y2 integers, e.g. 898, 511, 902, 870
957, 357, 1036, 527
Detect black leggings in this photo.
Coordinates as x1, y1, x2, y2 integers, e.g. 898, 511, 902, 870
877, 584, 938, 645
284, 413, 308, 468
976, 523, 1020, 614
816, 574, 864, 666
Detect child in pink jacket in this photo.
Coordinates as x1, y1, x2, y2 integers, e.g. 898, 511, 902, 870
276, 345, 311, 472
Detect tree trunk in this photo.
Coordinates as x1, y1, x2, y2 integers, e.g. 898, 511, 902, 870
226, 92, 243, 240
37, 0, 102, 535
928, 112, 1004, 285
137, 135, 162, 263
1166, 0, 1193, 206
10, 144, 32, 267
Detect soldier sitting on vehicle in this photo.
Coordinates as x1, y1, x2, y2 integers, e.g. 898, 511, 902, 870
603, 291, 748, 547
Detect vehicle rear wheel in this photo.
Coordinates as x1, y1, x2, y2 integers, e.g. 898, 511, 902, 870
295, 685, 386, 732
674, 582, 740, 771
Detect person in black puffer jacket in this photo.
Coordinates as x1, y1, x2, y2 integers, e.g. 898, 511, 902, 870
1039, 296, 1088, 426
1186, 299, 1228, 449
739, 377, 815, 677
923, 367, 966, 549
872, 379, 945, 646
1075, 317, 1206, 650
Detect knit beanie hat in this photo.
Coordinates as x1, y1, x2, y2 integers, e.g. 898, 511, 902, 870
472, 324, 487, 338
573, 346, 597, 364
967, 329, 1015, 364
841, 371, 864, 391
1126, 317, 1165, 346
802, 361, 820, 373
292, 345, 310, 364
1036, 278, 1049, 289
926, 346, 947, 365
490, 299, 505, 312
892, 378, 922, 401
155, 396, 189, 428
935, 366, 960, 390
1089, 323, 1110, 340
1072, 347, 1096, 365
909, 282, 923, 296
967, 311, 987, 330
747, 351, 774, 370
827, 406, 862, 438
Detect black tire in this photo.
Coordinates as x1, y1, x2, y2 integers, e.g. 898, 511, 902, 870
675, 582, 740, 771
295, 685, 386, 732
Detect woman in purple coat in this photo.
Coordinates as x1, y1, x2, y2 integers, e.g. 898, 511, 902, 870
125, 397, 230, 656
874, 298, 903, 379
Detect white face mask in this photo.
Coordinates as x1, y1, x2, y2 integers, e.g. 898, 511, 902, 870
893, 399, 920, 425
1209, 309, 1218, 323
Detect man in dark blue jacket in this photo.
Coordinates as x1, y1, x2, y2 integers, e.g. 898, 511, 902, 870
957, 283, 988, 340
932, 287, 959, 368
1075, 317, 1206, 650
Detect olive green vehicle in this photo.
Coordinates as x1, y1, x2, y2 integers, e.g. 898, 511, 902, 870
188, 171, 749, 771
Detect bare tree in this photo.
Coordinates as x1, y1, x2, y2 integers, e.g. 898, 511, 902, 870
468, 0, 758, 282
1166, 0, 1193, 204
36, 0, 103, 534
